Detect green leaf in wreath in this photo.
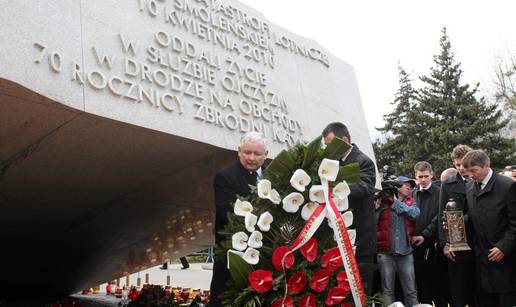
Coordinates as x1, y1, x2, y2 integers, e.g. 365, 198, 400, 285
336, 162, 361, 184
228, 251, 253, 289
322, 137, 352, 160
302, 136, 323, 169
264, 149, 296, 179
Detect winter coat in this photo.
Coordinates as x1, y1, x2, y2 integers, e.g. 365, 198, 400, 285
414, 183, 440, 248
340, 145, 377, 257
377, 197, 417, 253
467, 171, 516, 293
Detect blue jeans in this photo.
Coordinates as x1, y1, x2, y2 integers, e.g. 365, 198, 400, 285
377, 253, 418, 306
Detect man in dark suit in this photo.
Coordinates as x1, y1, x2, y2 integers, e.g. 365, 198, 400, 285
439, 144, 478, 307
463, 150, 516, 307
412, 161, 450, 307
209, 132, 268, 307
322, 122, 377, 295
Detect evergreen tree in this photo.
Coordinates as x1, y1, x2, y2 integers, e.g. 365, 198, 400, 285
375, 28, 515, 176
374, 64, 419, 175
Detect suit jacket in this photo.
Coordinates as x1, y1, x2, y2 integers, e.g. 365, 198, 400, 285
210, 159, 258, 307
340, 145, 377, 257
467, 171, 516, 293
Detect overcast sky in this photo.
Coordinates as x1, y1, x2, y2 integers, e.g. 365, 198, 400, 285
239, 0, 516, 140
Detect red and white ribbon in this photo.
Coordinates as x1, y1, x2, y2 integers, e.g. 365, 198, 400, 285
322, 178, 366, 307
285, 178, 366, 307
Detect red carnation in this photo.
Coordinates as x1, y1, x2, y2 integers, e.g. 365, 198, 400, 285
272, 246, 294, 271
309, 268, 331, 292
300, 237, 318, 262
287, 271, 307, 295
340, 303, 353, 307
248, 270, 273, 293
271, 295, 294, 307
299, 293, 317, 307
336, 271, 351, 293
325, 287, 349, 305
321, 247, 342, 272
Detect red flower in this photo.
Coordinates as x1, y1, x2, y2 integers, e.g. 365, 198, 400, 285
272, 246, 295, 271
299, 293, 317, 307
340, 303, 353, 307
325, 287, 350, 306
321, 247, 342, 272
309, 268, 331, 292
287, 271, 307, 295
248, 270, 273, 293
271, 295, 294, 307
336, 271, 351, 293
300, 237, 318, 262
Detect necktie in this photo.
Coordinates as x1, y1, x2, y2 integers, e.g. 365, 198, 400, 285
249, 171, 258, 183
476, 182, 482, 191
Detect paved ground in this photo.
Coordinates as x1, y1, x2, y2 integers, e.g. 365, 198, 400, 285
72, 263, 213, 306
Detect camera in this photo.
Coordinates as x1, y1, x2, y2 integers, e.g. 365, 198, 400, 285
377, 165, 403, 203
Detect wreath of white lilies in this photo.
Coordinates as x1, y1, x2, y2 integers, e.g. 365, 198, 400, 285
228, 159, 356, 266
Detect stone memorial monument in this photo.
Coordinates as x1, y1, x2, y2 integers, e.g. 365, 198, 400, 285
0, 0, 374, 299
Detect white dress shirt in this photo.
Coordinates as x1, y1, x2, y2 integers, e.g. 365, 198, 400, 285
480, 168, 493, 190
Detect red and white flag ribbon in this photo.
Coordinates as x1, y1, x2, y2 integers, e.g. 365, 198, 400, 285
285, 178, 366, 307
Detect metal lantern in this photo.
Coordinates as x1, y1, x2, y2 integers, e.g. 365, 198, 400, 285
444, 198, 471, 252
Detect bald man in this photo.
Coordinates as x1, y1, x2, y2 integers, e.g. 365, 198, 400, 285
440, 168, 458, 183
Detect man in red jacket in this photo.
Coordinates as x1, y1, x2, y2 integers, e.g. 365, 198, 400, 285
376, 176, 420, 306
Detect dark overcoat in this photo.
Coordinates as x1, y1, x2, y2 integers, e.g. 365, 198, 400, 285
467, 171, 516, 293
414, 183, 440, 247
210, 160, 257, 307
340, 145, 377, 257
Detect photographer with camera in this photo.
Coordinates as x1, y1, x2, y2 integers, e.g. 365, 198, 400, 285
376, 172, 420, 306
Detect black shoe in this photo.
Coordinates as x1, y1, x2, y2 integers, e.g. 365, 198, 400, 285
160, 263, 168, 270
181, 266, 189, 270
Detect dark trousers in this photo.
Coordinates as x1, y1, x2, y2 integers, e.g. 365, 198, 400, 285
434, 248, 453, 307
357, 254, 375, 296
209, 258, 229, 307
478, 291, 516, 307
448, 250, 477, 307
414, 246, 450, 307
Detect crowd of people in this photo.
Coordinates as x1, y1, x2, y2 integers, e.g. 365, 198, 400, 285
373, 144, 516, 307
209, 122, 516, 307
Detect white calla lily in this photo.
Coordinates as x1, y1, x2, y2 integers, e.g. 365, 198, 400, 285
242, 247, 260, 265
309, 185, 325, 203
257, 179, 272, 199
334, 197, 349, 212
269, 189, 281, 204
348, 229, 356, 245
333, 181, 351, 199
318, 158, 340, 181
290, 169, 311, 192
282, 192, 304, 213
342, 211, 353, 228
244, 213, 258, 232
301, 202, 318, 220
234, 199, 253, 217
231, 232, 248, 251
257, 211, 273, 231
247, 231, 263, 248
